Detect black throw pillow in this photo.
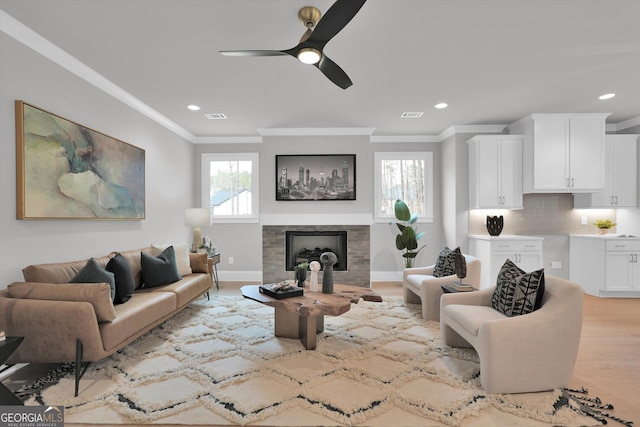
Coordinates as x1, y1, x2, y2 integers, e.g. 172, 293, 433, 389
107, 253, 135, 304
491, 259, 545, 317
140, 245, 182, 288
70, 257, 116, 301
433, 247, 461, 277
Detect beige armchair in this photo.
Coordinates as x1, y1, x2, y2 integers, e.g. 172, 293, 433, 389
440, 274, 584, 394
403, 254, 481, 321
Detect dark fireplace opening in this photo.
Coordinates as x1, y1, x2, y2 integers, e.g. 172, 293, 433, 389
285, 230, 347, 271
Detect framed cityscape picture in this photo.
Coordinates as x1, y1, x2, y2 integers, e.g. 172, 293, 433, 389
15, 101, 145, 220
276, 154, 356, 201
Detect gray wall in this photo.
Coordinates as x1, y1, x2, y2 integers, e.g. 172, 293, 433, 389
194, 136, 446, 281
0, 33, 194, 287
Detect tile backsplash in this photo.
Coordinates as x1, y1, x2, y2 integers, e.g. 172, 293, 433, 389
469, 194, 617, 236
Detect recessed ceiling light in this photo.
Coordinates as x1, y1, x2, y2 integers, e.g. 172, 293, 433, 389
187, 105, 201, 111
434, 103, 448, 109
204, 113, 228, 120
401, 112, 423, 118
598, 93, 615, 100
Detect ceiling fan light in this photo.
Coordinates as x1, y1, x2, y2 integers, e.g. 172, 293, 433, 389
298, 48, 321, 64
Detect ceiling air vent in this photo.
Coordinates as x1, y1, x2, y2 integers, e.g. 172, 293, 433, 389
204, 113, 228, 120
401, 112, 423, 118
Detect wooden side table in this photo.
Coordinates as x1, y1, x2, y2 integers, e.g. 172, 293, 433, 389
0, 336, 25, 405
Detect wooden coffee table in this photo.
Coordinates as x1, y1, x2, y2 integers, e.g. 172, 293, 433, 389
241, 284, 382, 350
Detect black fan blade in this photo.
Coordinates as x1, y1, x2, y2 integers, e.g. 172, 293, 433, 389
315, 55, 352, 89
309, 0, 366, 46
220, 50, 289, 57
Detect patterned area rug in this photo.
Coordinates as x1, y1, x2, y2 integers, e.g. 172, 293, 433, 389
19, 296, 614, 426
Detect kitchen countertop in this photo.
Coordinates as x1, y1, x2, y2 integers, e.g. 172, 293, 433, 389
570, 234, 640, 239
469, 235, 543, 241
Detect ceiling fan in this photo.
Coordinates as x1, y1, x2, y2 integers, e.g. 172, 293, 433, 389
220, 0, 367, 89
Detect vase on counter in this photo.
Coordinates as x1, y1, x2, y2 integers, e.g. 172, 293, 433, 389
486, 215, 504, 236
599, 228, 608, 235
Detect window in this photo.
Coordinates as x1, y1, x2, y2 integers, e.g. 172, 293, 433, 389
201, 153, 259, 223
374, 152, 433, 222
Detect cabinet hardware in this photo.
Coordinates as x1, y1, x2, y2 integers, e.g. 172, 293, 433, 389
566, 178, 570, 188
614, 195, 618, 205
611, 196, 615, 205
571, 178, 575, 187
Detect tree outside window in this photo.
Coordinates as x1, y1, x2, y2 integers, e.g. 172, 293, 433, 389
374, 152, 433, 222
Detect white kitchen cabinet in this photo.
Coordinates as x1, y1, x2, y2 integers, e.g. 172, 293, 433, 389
570, 235, 640, 297
508, 113, 609, 193
469, 235, 544, 289
573, 134, 638, 208
468, 135, 523, 209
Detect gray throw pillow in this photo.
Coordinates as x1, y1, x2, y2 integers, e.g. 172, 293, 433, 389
491, 259, 545, 317
107, 253, 135, 304
140, 245, 182, 288
433, 247, 461, 277
70, 257, 116, 301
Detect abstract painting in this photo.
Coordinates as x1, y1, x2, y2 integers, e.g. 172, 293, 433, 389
15, 101, 145, 220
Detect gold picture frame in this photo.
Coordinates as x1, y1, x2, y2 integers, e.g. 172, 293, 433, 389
15, 101, 145, 220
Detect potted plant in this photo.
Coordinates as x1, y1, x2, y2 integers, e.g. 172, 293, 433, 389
390, 199, 426, 268
295, 262, 309, 287
594, 219, 616, 235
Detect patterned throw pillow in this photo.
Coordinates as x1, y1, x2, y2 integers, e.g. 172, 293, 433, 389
433, 247, 461, 277
491, 259, 545, 317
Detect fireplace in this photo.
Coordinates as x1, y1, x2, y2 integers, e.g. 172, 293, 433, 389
262, 225, 370, 287
285, 230, 347, 271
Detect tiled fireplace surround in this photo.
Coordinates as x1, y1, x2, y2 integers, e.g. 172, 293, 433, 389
262, 225, 370, 287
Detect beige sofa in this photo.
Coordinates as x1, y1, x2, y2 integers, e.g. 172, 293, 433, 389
440, 274, 584, 394
0, 246, 212, 395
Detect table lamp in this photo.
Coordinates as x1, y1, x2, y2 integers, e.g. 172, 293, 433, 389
185, 208, 211, 252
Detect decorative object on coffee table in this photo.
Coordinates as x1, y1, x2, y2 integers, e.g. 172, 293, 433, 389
320, 252, 337, 294
486, 215, 504, 236
295, 262, 308, 287
309, 261, 321, 292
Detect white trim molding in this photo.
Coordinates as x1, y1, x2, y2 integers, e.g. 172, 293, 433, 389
260, 213, 373, 226
257, 127, 376, 136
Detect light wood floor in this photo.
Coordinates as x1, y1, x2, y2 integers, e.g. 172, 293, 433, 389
4, 282, 639, 426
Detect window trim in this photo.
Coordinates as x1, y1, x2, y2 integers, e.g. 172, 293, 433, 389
373, 151, 434, 223
201, 152, 260, 223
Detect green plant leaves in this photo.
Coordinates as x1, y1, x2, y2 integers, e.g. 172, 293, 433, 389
394, 199, 410, 221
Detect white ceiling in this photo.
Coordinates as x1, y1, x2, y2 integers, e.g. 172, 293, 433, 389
1, 0, 639, 140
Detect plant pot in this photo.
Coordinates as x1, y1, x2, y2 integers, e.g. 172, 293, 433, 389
599, 228, 608, 235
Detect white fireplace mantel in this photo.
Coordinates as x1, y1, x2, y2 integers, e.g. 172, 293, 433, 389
260, 213, 373, 226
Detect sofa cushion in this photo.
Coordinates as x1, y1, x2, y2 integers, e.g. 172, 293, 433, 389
405, 274, 436, 289
99, 291, 177, 351
152, 243, 192, 276
70, 258, 116, 301
492, 259, 545, 317
433, 247, 460, 277
22, 256, 110, 284
189, 252, 209, 274
7, 282, 117, 322
106, 254, 135, 304
443, 304, 506, 337
141, 246, 182, 288
142, 273, 211, 308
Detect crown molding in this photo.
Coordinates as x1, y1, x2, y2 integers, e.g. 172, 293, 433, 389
257, 127, 376, 136
194, 136, 263, 144
0, 10, 196, 143
613, 116, 640, 131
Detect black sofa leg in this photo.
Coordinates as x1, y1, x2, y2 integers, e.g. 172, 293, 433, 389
75, 339, 91, 397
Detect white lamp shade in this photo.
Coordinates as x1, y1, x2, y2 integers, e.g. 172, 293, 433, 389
185, 208, 211, 226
